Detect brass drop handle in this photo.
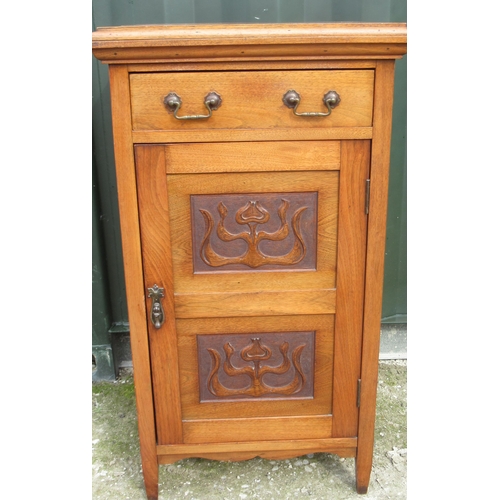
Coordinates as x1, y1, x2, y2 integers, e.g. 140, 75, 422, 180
282, 89, 340, 117
147, 284, 165, 329
164, 91, 222, 120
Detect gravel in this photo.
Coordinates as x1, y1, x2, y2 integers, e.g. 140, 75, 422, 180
92, 360, 406, 499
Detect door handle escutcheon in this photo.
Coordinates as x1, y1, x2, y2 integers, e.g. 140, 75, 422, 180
147, 284, 165, 329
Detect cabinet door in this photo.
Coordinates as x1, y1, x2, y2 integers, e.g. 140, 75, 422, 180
135, 140, 369, 445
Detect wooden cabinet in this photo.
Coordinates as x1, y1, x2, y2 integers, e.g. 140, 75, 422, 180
92, 23, 407, 499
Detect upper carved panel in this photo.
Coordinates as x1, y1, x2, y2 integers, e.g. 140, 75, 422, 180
191, 192, 318, 273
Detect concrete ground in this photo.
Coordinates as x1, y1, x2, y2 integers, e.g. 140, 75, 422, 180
92, 359, 406, 499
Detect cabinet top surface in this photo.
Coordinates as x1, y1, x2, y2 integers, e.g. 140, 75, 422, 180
92, 23, 406, 63
93, 23, 406, 44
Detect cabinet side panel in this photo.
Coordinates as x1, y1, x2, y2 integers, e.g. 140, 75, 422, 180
135, 144, 183, 444
356, 60, 396, 492
108, 66, 158, 497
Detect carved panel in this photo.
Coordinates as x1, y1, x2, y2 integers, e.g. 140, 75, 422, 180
197, 331, 315, 402
191, 192, 318, 272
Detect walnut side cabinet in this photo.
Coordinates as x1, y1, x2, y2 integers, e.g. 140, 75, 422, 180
92, 23, 407, 499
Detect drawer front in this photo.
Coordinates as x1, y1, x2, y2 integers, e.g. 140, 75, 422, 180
130, 70, 374, 131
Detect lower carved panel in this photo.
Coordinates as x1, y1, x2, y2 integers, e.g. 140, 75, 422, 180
197, 331, 315, 402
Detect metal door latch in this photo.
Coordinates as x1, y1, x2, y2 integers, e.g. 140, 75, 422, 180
147, 284, 165, 329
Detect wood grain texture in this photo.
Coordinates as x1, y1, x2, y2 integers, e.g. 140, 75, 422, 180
356, 60, 396, 494
130, 70, 374, 131
133, 127, 372, 144
191, 192, 318, 272
174, 289, 336, 318
108, 66, 158, 500
157, 437, 357, 461
182, 415, 332, 444
197, 332, 315, 401
158, 448, 356, 463
94, 44, 406, 64
131, 60, 377, 73
165, 141, 340, 174
93, 23, 407, 45
92, 23, 407, 63
167, 169, 338, 295
176, 315, 334, 420
95, 23, 407, 498
332, 140, 370, 438
135, 145, 183, 445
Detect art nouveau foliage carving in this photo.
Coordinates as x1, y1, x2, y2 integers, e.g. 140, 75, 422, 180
191, 192, 318, 272
197, 331, 315, 402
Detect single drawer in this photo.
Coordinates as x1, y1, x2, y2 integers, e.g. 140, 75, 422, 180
130, 70, 374, 131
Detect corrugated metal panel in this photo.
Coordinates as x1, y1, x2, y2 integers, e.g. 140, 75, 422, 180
383, 53, 407, 322
92, 153, 115, 380
92, 1, 407, 339
93, 0, 406, 25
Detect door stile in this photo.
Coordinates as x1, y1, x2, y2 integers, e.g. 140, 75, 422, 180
108, 65, 159, 499
332, 140, 370, 437
135, 144, 183, 444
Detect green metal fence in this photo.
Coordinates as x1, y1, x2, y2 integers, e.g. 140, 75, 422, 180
92, 0, 407, 378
